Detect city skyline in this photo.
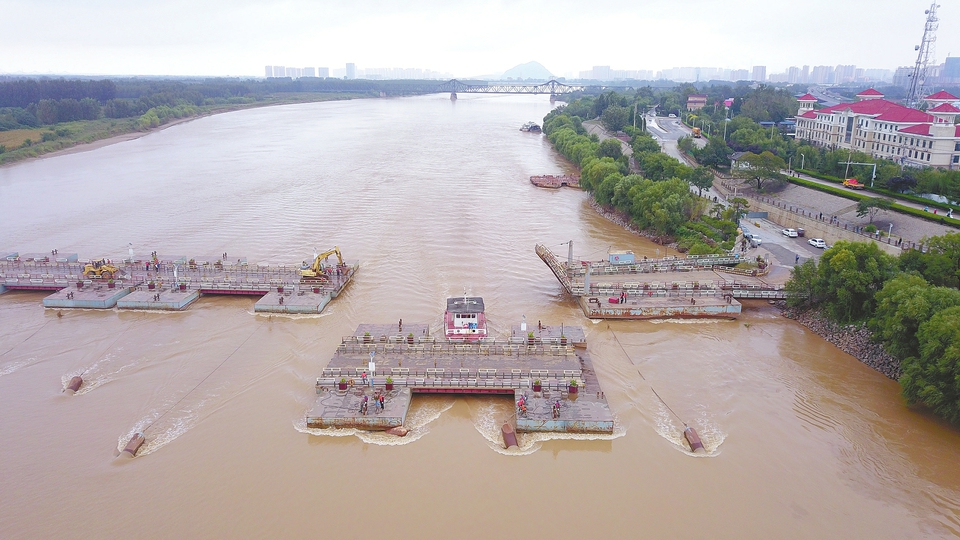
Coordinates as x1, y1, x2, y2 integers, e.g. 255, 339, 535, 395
1, 0, 959, 78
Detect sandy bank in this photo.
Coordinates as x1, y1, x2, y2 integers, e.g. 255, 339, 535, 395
1, 96, 359, 168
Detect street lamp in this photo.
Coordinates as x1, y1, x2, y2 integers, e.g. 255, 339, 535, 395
799, 153, 805, 171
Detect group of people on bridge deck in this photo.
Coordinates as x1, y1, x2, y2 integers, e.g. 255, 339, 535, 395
517, 395, 562, 418
359, 392, 385, 415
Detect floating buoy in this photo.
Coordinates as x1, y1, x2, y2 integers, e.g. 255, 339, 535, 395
65, 376, 83, 393
501, 423, 518, 449
385, 426, 409, 437
684, 426, 704, 452
123, 432, 145, 456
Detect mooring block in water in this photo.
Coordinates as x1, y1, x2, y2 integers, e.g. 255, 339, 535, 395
123, 432, 145, 456
66, 376, 83, 393
501, 423, 518, 449
684, 427, 704, 452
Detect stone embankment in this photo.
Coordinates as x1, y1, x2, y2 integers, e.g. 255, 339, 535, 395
781, 304, 901, 380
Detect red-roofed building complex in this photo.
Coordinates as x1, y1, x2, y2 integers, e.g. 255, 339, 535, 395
794, 89, 960, 169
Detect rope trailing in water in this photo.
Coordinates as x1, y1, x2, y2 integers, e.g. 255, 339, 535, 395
145, 322, 264, 432
77, 320, 138, 374
0, 320, 51, 358
611, 330, 688, 428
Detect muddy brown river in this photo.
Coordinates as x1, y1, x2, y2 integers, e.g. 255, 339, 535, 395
1, 94, 959, 538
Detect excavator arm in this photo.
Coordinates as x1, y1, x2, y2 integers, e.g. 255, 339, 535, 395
300, 247, 344, 281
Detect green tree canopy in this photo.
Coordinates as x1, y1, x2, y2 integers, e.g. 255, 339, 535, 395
811, 241, 899, 322
871, 274, 960, 359
688, 166, 713, 196
856, 197, 894, 224
735, 151, 787, 191
597, 138, 623, 160
601, 105, 630, 132
901, 305, 960, 423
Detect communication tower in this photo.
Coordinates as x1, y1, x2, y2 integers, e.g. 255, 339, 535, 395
906, 2, 940, 108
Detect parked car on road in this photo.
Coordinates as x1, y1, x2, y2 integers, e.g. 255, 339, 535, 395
808, 238, 826, 249
744, 233, 762, 246
782, 228, 798, 238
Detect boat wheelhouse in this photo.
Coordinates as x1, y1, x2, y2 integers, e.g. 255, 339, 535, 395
520, 122, 542, 133
444, 296, 487, 341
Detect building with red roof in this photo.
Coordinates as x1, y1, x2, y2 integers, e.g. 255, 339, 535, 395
794, 88, 960, 170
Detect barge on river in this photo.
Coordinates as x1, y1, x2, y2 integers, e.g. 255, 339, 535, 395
0, 249, 358, 314
536, 243, 791, 320
307, 298, 614, 437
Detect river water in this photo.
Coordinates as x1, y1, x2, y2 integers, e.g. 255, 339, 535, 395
1, 94, 959, 539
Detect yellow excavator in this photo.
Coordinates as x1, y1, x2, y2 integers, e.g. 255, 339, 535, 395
300, 247, 344, 282
82, 258, 122, 280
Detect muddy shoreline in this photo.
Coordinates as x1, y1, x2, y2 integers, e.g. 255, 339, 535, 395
1, 96, 360, 168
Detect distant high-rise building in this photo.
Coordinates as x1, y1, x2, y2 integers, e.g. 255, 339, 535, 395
864, 69, 892, 83
285, 67, 300, 78
752, 66, 766, 82
592, 66, 612, 80
893, 66, 913, 87
835, 64, 856, 83
943, 57, 960, 83
318, 67, 329, 78
787, 66, 800, 83
801, 65, 810, 84
810, 65, 833, 84
273, 66, 286, 77
731, 69, 749, 81
265, 66, 273, 78
302, 67, 316, 77
345, 63, 356, 79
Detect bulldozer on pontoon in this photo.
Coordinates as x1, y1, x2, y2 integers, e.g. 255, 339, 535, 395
300, 247, 347, 283
82, 258, 124, 280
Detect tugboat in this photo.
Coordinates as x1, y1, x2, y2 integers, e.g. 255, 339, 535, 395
520, 121, 541, 133
444, 296, 487, 341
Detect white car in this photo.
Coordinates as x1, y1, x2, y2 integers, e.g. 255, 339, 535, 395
668, 113, 677, 118
744, 233, 762, 246
782, 228, 798, 238
808, 238, 826, 249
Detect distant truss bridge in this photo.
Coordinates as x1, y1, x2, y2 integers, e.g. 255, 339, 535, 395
437, 79, 587, 95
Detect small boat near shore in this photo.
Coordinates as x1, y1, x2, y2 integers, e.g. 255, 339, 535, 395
520, 122, 541, 133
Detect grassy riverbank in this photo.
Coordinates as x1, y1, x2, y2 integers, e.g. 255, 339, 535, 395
0, 92, 361, 166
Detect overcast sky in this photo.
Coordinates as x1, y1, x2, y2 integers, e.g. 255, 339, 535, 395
1, 0, 958, 78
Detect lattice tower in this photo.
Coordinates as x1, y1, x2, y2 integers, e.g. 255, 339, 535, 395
906, 2, 940, 108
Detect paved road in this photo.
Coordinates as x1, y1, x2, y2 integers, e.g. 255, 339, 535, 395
740, 218, 826, 266
590, 114, 823, 267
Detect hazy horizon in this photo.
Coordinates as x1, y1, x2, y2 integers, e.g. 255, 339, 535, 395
1, 0, 957, 79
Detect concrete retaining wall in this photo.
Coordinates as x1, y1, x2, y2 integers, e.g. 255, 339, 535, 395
714, 182, 902, 256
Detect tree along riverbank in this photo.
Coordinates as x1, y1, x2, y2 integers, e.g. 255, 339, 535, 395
543, 97, 739, 256
0, 93, 362, 167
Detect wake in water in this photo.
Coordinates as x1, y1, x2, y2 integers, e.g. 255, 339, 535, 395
62, 349, 152, 395
649, 318, 726, 325
294, 396, 455, 446
117, 401, 208, 457
469, 399, 625, 456
652, 400, 726, 457
0, 357, 36, 378
251, 310, 333, 320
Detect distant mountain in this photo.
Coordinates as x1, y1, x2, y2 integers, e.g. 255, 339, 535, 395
500, 61, 554, 81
